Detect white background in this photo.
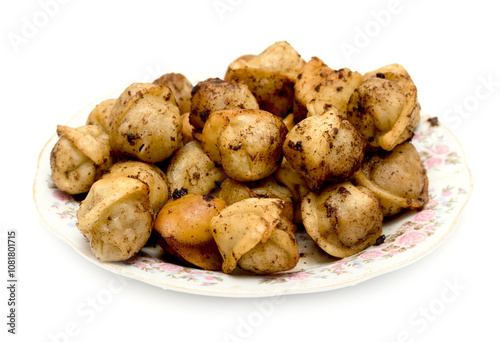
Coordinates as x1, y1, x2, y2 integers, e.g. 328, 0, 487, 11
1, 0, 497, 341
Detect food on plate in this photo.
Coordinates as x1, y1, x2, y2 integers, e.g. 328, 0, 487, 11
353, 142, 429, 216
154, 194, 226, 271
225, 41, 305, 116
217, 177, 294, 223
346, 63, 420, 151
210, 198, 298, 274
76, 176, 154, 262
282, 107, 365, 190
189, 78, 259, 131
301, 182, 383, 258
50, 124, 112, 195
294, 57, 363, 122
47, 41, 432, 275
165, 140, 227, 198
101, 160, 169, 215
196, 108, 288, 182
109, 82, 182, 163
86, 98, 117, 134
153, 72, 193, 114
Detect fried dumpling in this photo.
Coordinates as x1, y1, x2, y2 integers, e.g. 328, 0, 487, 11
102, 160, 169, 215
109, 82, 182, 163
225, 41, 305, 116
86, 98, 117, 134
50, 124, 112, 195
210, 198, 297, 274
282, 107, 365, 190
76, 176, 154, 262
353, 141, 429, 216
189, 78, 259, 131
153, 72, 193, 114
301, 182, 383, 258
165, 140, 227, 198
294, 57, 363, 122
154, 194, 226, 271
195, 109, 288, 182
346, 64, 420, 151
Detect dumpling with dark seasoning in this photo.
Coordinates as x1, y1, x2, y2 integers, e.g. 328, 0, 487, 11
211, 198, 298, 274
353, 141, 429, 216
108, 82, 182, 163
189, 78, 259, 131
282, 107, 365, 190
346, 63, 420, 151
101, 160, 169, 215
153, 72, 193, 114
50, 124, 112, 195
166, 140, 227, 198
196, 109, 288, 182
76, 177, 154, 262
225, 41, 305, 117
301, 181, 383, 258
294, 56, 363, 122
86, 98, 117, 134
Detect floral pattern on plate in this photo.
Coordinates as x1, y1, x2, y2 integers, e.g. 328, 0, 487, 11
34, 95, 472, 297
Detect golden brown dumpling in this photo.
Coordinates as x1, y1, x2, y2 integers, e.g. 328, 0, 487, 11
346, 64, 420, 151
225, 41, 305, 116
50, 125, 112, 195
237, 217, 299, 275
101, 160, 169, 215
153, 72, 193, 114
86, 98, 117, 134
353, 142, 429, 216
166, 140, 227, 198
211, 198, 297, 274
189, 78, 259, 131
77, 176, 154, 262
196, 109, 288, 182
301, 182, 383, 258
154, 194, 226, 271
282, 107, 365, 190
109, 82, 182, 163
294, 57, 363, 122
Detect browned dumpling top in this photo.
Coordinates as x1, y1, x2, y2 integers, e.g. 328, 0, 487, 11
282, 107, 365, 190
353, 141, 429, 216
109, 82, 182, 163
77, 176, 154, 262
301, 182, 383, 258
346, 64, 420, 151
294, 56, 363, 122
50, 124, 112, 195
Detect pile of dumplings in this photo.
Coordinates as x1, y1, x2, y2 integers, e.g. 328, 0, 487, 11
50, 41, 429, 275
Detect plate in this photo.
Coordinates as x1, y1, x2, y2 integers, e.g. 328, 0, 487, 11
33, 89, 472, 297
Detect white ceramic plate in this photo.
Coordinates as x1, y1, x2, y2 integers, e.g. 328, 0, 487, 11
33, 89, 472, 297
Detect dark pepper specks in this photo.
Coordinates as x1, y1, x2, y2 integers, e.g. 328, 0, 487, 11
374, 234, 386, 246
172, 188, 188, 200
126, 133, 140, 146
287, 140, 303, 152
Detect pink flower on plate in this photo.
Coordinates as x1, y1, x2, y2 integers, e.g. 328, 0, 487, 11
424, 224, 436, 231
413, 133, 421, 140
425, 157, 442, 168
414, 210, 436, 223
442, 190, 452, 197
431, 144, 450, 155
157, 263, 183, 271
287, 273, 309, 281
136, 263, 148, 268
204, 276, 216, 281
359, 250, 383, 260
396, 231, 427, 247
